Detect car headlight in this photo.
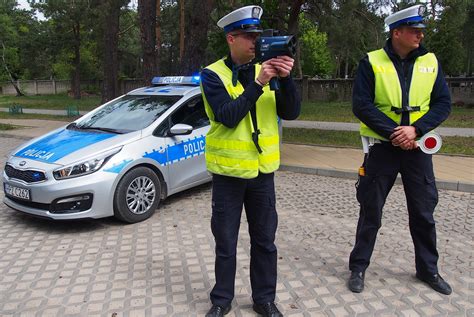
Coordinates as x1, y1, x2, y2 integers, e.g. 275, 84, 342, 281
53, 147, 122, 180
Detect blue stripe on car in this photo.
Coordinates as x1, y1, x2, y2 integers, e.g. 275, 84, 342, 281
143, 135, 205, 166
15, 129, 116, 163
104, 159, 133, 174
104, 135, 206, 174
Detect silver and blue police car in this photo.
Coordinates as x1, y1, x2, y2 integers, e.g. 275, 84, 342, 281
2, 76, 211, 223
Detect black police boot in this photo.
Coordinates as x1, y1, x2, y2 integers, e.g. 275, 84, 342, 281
348, 271, 365, 293
253, 302, 283, 317
416, 272, 452, 295
205, 304, 231, 317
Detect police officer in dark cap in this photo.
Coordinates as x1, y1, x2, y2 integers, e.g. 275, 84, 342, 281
348, 4, 452, 295
200, 5, 300, 317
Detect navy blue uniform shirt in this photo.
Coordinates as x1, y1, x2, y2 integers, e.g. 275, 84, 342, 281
201, 55, 301, 128
352, 39, 451, 139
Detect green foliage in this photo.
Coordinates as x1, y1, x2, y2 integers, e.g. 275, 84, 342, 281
159, 3, 180, 75
118, 9, 141, 78
0, 6, 22, 81
424, 0, 467, 76
0, 0, 472, 84
314, 0, 385, 78
299, 14, 333, 77
463, 3, 474, 76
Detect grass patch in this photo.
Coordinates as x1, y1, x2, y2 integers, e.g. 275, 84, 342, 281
0, 123, 16, 131
300, 101, 474, 128
445, 106, 474, 128
300, 101, 357, 122
282, 128, 474, 156
0, 112, 74, 121
0, 94, 101, 111
283, 127, 360, 147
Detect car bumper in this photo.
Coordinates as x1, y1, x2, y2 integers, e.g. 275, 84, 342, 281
2, 170, 117, 220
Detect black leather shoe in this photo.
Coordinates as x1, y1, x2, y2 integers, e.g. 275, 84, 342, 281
416, 272, 452, 295
205, 304, 231, 317
253, 302, 283, 317
348, 271, 365, 293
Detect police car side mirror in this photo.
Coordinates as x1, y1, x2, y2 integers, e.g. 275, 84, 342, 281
169, 123, 193, 136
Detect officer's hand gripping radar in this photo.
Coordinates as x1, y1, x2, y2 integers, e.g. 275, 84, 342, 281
253, 29, 297, 91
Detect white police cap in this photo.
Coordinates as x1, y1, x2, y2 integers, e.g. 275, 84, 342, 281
385, 4, 426, 30
217, 5, 263, 33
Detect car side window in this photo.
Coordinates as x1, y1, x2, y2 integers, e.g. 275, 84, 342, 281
153, 96, 209, 137
170, 97, 209, 129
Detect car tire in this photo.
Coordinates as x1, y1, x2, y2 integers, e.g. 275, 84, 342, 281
113, 167, 161, 223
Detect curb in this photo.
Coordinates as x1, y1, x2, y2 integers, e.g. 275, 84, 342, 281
279, 164, 474, 193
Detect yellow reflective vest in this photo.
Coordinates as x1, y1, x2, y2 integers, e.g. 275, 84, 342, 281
360, 48, 438, 140
201, 58, 280, 179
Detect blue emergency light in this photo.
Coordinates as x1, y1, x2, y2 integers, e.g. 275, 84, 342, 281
151, 76, 200, 86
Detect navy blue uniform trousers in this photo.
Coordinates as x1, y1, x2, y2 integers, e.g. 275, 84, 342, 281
349, 143, 439, 276
210, 172, 278, 307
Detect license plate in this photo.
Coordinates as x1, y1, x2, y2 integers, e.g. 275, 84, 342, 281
4, 183, 31, 201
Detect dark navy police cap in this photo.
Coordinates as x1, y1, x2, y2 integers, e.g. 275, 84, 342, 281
217, 5, 263, 33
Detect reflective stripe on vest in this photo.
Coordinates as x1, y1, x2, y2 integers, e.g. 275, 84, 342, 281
201, 58, 279, 179
360, 49, 438, 140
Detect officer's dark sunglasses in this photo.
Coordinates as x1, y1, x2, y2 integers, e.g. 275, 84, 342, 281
229, 32, 260, 40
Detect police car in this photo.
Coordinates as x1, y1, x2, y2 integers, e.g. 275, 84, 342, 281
2, 76, 211, 223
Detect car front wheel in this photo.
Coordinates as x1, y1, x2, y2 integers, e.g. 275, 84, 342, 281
113, 167, 161, 223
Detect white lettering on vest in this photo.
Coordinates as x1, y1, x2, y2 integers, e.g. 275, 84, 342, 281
418, 66, 435, 73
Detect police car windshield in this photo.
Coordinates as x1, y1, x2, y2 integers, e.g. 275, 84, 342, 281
76, 95, 181, 132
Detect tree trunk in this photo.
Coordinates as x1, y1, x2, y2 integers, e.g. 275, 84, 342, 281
72, 20, 81, 100
179, 0, 214, 75
156, 0, 161, 73
287, 0, 303, 78
287, 0, 303, 35
344, 53, 349, 79
102, 0, 122, 103
179, 0, 185, 62
0, 41, 24, 96
138, 0, 158, 85
276, 1, 286, 31
295, 42, 302, 79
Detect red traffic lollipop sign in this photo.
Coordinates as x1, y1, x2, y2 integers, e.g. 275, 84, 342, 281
417, 132, 442, 154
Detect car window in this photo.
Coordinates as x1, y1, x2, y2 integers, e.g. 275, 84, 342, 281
76, 95, 181, 132
154, 96, 209, 137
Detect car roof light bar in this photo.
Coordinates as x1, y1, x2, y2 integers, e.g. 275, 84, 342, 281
151, 76, 201, 86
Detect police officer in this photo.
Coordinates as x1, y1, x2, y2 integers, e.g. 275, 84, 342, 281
348, 5, 452, 295
200, 5, 300, 317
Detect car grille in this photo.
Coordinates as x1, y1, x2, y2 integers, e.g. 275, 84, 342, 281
4, 164, 47, 183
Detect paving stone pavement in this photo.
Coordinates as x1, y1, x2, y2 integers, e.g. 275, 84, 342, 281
0, 137, 473, 317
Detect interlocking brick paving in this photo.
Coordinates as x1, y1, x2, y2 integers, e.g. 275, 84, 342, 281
0, 137, 472, 316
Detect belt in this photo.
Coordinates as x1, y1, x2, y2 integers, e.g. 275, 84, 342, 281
391, 106, 420, 114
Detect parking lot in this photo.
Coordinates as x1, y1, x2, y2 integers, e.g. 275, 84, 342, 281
0, 136, 473, 316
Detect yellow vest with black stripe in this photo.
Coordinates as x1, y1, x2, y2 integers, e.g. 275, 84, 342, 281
201, 58, 279, 179
360, 48, 438, 140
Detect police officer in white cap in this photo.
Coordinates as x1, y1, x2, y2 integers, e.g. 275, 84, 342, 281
348, 4, 452, 295
201, 5, 300, 317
